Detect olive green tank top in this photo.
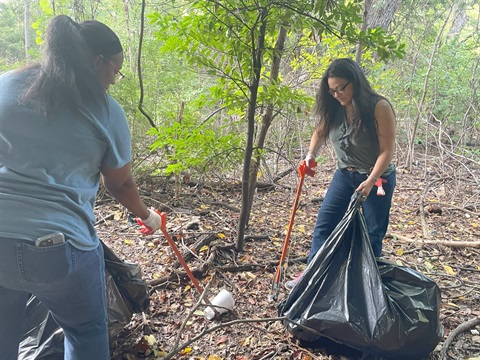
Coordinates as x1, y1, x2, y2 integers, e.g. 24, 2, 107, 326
328, 103, 394, 176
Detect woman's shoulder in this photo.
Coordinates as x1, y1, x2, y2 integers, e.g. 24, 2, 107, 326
375, 97, 391, 107
0, 67, 38, 86
374, 97, 396, 123
106, 94, 126, 114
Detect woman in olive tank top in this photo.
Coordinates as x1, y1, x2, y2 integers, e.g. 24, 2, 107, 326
286, 58, 396, 290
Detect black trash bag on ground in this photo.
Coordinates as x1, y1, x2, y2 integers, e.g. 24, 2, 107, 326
102, 241, 150, 314
278, 193, 443, 360
18, 241, 150, 360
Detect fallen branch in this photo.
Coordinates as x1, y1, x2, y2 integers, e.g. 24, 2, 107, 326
388, 233, 480, 248
440, 316, 480, 359
163, 316, 287, 360
173, 280, 212, 351
148, 256, 308, 287
163, 315, 329, 360
420, 178, 445, 239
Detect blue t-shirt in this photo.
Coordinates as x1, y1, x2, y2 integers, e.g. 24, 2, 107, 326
0, 69, 131, 250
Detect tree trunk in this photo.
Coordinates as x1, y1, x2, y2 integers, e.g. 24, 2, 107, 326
367, 0, 401, 30
355, 0, 371, 63
123, 0, 135, 73
356, 0, 401, 62
245, 24, 288, 225
447, 3, 468, 39
24, 0, 31, 63
236, 9, 268, 252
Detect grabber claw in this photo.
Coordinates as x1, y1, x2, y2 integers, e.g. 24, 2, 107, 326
375, 178, 387, 196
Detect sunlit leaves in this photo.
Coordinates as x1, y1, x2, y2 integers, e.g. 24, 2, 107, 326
148, 118, 244, 176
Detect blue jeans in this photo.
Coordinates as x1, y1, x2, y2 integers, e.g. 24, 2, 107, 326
308, 169, 396, 262
0, 239, 109, 360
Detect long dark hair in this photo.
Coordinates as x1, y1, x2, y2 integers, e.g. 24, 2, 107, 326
21, 15, 122, 117
314, 58, 385, 140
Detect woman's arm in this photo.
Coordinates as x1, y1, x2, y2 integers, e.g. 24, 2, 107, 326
100, 162, 150, 220
307, 129, 326, 157
367, 99, 396, 183
356, 99, 396, 196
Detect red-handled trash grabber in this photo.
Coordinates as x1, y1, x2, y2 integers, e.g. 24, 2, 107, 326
269, 159, 316, 301
157, 212, 205, 294
375, 178, 387, 196
139, 212, 234, 320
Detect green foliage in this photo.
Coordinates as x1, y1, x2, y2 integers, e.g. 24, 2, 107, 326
147, 115, 244, 176
2, 0, 476, 176
149, 0, 405, 174
371, 0, 480, 146
0, 2, 28, 66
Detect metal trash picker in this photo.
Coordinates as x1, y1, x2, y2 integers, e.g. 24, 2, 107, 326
268, 159, 316, 301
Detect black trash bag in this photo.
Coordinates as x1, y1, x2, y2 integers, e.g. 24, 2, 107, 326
278, 193, 443, 360
102, 241, 150, 314
18, 296, 64, 360
18, 241, 150, 360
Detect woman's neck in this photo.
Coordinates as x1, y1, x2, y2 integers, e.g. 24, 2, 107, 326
344, 105, 354, 123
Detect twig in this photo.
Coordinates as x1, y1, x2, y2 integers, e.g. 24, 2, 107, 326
440, 316, 480, 359
164, 313, 332, 360
173, 281, 212, 350
164, 316, 287, 360
388, 233, 480, 248
420, 178, 445, 239
149, 256, 308, 288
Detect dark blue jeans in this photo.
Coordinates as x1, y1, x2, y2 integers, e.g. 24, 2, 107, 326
0, 239, 109, 360
308, 169, 396, 262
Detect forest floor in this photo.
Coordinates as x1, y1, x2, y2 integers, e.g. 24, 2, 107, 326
98, 155, 480, 360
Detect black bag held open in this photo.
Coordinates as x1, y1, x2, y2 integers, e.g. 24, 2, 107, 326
278, 193, 443, 360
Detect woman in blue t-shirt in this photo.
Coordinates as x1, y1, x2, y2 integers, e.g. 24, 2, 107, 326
286, 58, 396, 289
0, 15, 161, 359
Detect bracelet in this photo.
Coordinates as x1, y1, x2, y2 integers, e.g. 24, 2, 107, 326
369, 175, 378, 182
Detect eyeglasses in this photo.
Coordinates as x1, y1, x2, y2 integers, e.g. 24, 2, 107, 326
108, 60, 125, 81
328, 81, 350, 96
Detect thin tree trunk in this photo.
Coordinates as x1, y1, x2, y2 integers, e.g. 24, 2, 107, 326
236, 9, 268, 252
459, 56, 479, 146
405, 2, 455, 170
174, 102, 185, 204
245, 24, 288, 225
24, 0, 31, 63
123, 0, 135, 73
355, 0, 371, 63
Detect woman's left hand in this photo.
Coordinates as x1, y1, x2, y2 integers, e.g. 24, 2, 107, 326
355, 178, 375, 201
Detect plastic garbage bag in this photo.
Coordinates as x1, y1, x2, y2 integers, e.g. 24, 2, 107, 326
102, 241, 150, 314
278, 193, 443, 360
18, 296, 64, 360
18, 241, 150, 360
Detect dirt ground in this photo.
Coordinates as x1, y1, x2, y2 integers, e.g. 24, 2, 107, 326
97, 158, 480, 360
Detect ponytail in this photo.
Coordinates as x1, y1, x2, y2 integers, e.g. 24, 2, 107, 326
22, 15, 107, 116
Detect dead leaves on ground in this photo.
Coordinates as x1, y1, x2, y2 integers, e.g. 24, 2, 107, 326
101, 163, 479, 359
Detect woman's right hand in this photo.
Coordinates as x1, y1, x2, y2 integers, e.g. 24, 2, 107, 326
305, 153, 316, 169
137, 209, 163, 235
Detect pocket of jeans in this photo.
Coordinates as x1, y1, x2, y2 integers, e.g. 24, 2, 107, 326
16, 241, 75, 283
